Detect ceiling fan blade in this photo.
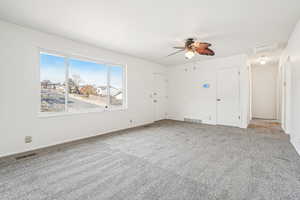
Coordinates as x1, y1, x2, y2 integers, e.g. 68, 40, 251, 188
192, 42, 211, 49
173, 46, 185, 50
196, 48, 215, 56
166, 49, 184, 57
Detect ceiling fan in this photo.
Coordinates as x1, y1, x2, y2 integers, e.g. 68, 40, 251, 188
167, 38, 215, 59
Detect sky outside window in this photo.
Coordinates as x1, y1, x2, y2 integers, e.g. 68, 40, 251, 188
40, 53, 65, 83
40, 53, 123, 88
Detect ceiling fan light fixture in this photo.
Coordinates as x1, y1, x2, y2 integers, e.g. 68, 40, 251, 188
259, 56, 268, 65
260, 60, 267, 65
167, 38, 215, 58
185, 51, 195, 59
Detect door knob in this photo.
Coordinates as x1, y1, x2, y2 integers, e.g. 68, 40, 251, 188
217, 99, 221, 101
153, 100, 157, 103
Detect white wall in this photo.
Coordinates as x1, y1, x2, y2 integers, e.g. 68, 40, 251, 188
251, 63, 278, 119
280, 53, 292, 134
167, 55, 250, 128
281, 19, 300, 154
0, 20, 166, 157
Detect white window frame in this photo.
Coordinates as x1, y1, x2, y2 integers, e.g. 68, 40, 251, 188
38, 49, 127, 117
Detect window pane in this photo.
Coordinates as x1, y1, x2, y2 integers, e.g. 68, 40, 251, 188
109, 66, 123, 108
68, 58, 108, 112
40, 53, 66, 113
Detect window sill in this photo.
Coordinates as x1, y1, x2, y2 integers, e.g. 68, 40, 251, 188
38, 107, 127, 118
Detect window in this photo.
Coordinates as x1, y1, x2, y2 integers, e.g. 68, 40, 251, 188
109, 65, 124, 108
68, 58, 108, 112
40, 51, 126, 114
40, 53, 66, 113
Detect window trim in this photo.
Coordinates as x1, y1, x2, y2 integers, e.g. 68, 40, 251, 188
38, 48, 127, 117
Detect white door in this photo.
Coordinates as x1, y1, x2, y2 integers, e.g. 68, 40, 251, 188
153, 74, 167, 121
217, 67, 240, 127
252, 64, 278, 119
282, 60, 291, 133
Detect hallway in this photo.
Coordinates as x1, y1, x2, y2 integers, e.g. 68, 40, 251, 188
248, 119, 283, 134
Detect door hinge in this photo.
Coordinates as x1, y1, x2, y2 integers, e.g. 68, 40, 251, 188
238, 71, 240, 75
238, 116, 241, 120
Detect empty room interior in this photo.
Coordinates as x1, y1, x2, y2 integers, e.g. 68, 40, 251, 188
1, 1, 300, 199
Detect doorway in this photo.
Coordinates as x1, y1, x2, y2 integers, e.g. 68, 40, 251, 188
251, 64, 278, 120
216, 67, 241, 127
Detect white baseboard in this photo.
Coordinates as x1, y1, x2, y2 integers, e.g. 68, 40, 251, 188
0, 121, 154, 159
167, 116, 217, 126
290, 137, 300, 156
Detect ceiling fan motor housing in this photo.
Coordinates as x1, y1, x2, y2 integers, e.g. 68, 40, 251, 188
186, 38, 195, 48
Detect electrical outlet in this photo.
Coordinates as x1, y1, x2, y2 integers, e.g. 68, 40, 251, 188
25, 136, 32, 144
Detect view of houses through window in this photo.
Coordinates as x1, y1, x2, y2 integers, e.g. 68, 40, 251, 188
40, 52, 124, 113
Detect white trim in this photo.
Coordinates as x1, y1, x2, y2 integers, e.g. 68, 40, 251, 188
290, 137, 300, 156
281, 56, 291, 134
276, 63, 281, 121
106, 65, 111, 109
37, 48, 42, 114
238, 69, 242, 128
248, 63, 252, 124
37, 107, 127, 118
0, 120, 154, 159
250, 63, 280, 122
123, 64, 128, 109
65, 57, 69, 112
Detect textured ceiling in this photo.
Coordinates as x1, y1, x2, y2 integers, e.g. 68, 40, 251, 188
0, 0, 300, 66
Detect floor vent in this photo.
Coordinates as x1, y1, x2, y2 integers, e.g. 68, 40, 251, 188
15, 153, 37, 160
184, 118, 202, 124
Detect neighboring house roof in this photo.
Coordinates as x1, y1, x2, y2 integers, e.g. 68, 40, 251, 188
96, 85, 122, 96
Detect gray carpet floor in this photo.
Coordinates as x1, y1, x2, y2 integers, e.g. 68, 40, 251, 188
1, 120, 300, 200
